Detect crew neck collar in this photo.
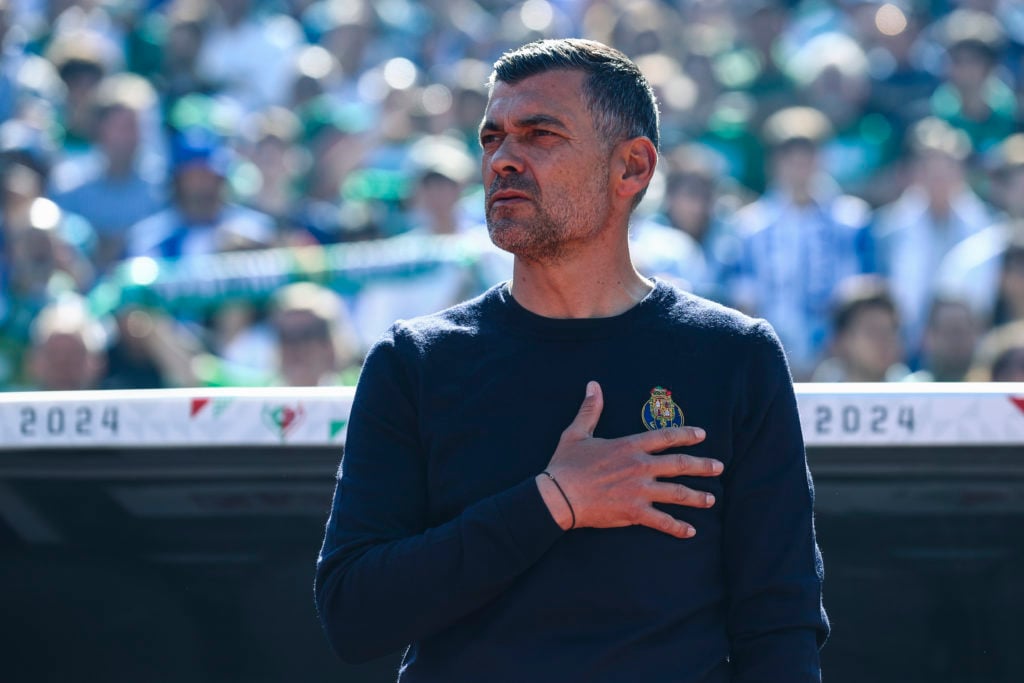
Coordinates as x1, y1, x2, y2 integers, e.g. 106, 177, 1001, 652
492, 278, 671, 340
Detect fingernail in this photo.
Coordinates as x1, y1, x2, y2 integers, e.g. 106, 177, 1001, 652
705, 493, 715, 506
711, 460, 724, 474
685, 525, 696, 538
691, 427, 706, 439
585, 381, 597, 398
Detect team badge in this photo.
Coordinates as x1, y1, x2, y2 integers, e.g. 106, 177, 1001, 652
642, 386, 684, 431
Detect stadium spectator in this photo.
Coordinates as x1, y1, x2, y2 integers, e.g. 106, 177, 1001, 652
301, 0, 376, 100
192, 281, 363, 387
631, 145, 733, 299
0, 120, 96, 298
234, 106, 304, 227
787, 31, 896, 202
24, 294, 106, 391
845, 0, 937, 139
906, 295, 983, 382
930, 8, 1016, 155
966, 320, 1024, 381
100, 306, 204, 389
734, 0, 794, 129
0, 0, 68, 124
661, 147, 740, 246
44, 29, 116, 159
126, 127, 276, 259
812, 275, 908, 382
400, 134, 478, 237
151, 4, 215, 116
51, 72, 165, 273
986, 133, 1024, 221
288, 95, 378, 244
991, 237, 1024, 326
195, 0, 306, 112
443, 58, 492, 151
728, 105, 874, 379
286, 44, 342, 111
935, 135, 1024, 325
874, 117, 991, 355
271, 282, 361, 386
350, 134, 503, 347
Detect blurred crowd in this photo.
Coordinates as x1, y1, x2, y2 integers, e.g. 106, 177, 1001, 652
1, 0, 1023, 392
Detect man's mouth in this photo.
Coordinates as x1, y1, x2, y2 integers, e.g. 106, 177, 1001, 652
489, 190, 531, 209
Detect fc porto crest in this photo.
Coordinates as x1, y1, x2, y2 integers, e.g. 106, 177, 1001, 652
642, 386, 684, 431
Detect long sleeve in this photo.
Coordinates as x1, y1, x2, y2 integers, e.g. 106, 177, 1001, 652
723, 320, 829, 681
314, 324, 564, 664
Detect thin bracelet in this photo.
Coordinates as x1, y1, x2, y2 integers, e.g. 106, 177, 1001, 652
541, 470, 576, 530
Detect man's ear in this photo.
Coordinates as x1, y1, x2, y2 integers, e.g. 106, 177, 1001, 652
612, 137, 658, 204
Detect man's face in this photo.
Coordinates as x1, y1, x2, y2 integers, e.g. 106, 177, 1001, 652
994, 167, 1024, 218
275, 310, 336, 386
479, 70, 614, 263
175, 165, 225, 222
98, 106, 140, 164
771, 143, 819, 195
31, 333, 102, 391
837, 306, 903, 380
924, 302, 979, 379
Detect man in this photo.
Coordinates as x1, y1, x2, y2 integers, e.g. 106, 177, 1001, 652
727, 105, 874, 380
905, 295, 981, 383
936, 135, 1024, 327
811, 275, 908, 383
874, 117, 990, 357
316, 39, 828, 681
126, 127, 276, 259
51, 72, 165, 273
25, 295, 107, 391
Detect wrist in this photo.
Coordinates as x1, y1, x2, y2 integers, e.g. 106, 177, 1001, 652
535, 472, 575, 531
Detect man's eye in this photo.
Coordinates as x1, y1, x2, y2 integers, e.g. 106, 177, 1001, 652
480, 134, 501, 146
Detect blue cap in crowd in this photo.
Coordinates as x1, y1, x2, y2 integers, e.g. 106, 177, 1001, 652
169, 127, 234, 178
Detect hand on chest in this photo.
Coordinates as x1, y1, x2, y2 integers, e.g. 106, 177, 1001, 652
422, 347, 730, 522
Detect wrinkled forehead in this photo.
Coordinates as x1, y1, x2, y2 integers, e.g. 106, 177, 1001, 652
482, 70, 589, 130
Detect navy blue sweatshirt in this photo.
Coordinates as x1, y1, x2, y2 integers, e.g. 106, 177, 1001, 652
316, 280, 828, 682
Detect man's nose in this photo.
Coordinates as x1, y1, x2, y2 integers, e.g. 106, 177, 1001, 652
489, 137, 525, 176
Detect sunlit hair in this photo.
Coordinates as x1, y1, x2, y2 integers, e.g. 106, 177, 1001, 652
489, 38, 660, 153
30, 294, 107, 354
830, 275, 898, 336
907, 117, 972, 163
271, 282, 362, 369
92, 72, 157, 120
966, 320, 1024, 381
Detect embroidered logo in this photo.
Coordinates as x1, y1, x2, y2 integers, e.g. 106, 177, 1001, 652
642, 386, 684, 431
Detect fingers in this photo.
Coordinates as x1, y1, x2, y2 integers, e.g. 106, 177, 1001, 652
647, 482, 716, 509
562, 381, 604, 440
629, 425, 706, 453
635, 508, 697, 539
647, 452, 724, 478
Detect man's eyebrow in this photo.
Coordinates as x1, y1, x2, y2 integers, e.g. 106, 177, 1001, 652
480, 114, 569, 133
516, 114, 569, 130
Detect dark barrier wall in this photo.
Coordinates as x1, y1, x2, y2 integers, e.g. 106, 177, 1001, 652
1, 387, 1023, 682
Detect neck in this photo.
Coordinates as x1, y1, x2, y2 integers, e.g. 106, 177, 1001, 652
106, 157, 134, 179
508, 226, 652, 318
927, 193, 955, 223
845, 361, 887, 383
429, 210, 459, 235
787, 184, 814, 206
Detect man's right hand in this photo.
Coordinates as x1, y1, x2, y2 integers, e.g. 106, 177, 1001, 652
536, 381, 722, 538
